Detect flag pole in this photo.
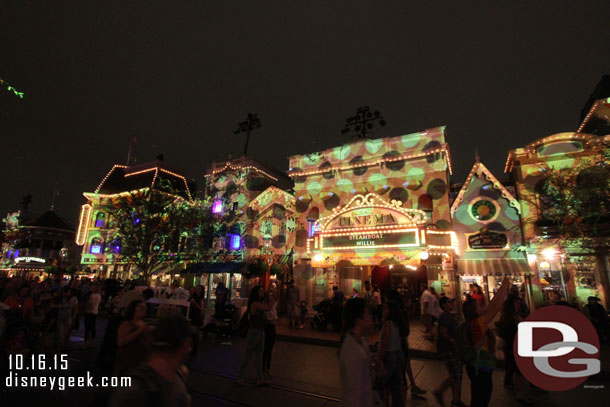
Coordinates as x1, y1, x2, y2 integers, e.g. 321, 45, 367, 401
126, 134, 136, 165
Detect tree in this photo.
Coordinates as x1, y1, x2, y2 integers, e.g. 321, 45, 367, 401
530, 162, 610, 307
105, 186, 193, 281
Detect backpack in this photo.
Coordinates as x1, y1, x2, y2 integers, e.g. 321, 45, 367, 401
457, 321, 496, 373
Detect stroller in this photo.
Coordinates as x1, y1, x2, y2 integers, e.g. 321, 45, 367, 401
310, 299, 332, 331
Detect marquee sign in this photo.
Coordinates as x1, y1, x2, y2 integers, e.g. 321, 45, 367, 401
76, 204, 92, 246
314, 193, 425, 251
322, 229, 418, 250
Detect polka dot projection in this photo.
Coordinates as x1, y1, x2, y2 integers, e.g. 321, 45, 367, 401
306, 206, 320, 220
246, 176, 268, 191
306, 181, 322, 196
272, 235, 286, 248
427, 179, 447, 200
350, 156, 367, 176
424, 141, 442, 163
366, 138, 383, 154
323, 193, 341, 210
401, 132, 421, 148
296, 198, 311, 213
245, 234, 259, 249
320, 161, 334, 179
389, 187, 408, 204
295, 229, 309, 247
383, 151, 405, 171
333, 145, 352, 160
288, 127, 454, 260
337, 178, 354, 193
272, 204, 286, 219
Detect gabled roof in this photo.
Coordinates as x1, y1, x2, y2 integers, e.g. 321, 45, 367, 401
249, 186, 295, 210
23, 211, 74, 232
94, 161, 192, 200
578, 97, 610, 136
451, 161, 520, 215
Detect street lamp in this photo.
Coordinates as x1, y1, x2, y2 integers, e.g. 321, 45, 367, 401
341, 106, 386, 139
234, 113, 262, 156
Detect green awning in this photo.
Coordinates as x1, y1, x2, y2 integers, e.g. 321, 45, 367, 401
182, 262, 246, 275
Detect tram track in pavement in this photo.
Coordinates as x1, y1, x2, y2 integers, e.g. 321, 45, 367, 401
67, 355, 341, 406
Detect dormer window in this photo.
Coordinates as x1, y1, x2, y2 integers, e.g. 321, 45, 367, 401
94, 212, 106, 228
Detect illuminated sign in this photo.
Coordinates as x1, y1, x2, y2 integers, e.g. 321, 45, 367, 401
322, 229, 418, 250
14, 257, 46, 264
468, 231, 508, 249
338, 212, 397, 227
76, 204, 92, 246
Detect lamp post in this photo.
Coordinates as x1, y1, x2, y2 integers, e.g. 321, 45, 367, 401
234, 113, 262, 157
341, 106, 386, 139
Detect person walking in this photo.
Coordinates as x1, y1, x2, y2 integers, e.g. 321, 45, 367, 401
339, 297, 378, 407
263, 283, 278, 380
433, 297, 466, 407
386, 289, 426, 397
115, 300, 153, 375
84, 283, 102, 348
189, 285, 205, 329
420, 286, 440, 341
497, 295, 532, 403
331, 285, 345, 332
214, 282, 229, 320
462, 276, 510, 407
469, 284, 486, 309
237, 285, 272, 386
377, 301, 407, 407
286, 280, 299, 328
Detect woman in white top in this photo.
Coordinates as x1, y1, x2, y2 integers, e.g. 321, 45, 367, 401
262, 282, 278, 380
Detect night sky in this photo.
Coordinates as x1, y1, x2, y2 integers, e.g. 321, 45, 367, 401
2, 1, 609, 225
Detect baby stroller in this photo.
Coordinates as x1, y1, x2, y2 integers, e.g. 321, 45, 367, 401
310, 299, 332, 331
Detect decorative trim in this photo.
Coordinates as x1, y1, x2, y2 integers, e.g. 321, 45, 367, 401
315, 193, 427, 232
451, 161, 521, 215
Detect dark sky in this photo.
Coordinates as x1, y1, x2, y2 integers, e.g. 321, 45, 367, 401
2, 1, 609, 224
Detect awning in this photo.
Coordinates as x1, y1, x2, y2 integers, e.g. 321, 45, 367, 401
182, 262, 246, 275
456, 258, 531, 276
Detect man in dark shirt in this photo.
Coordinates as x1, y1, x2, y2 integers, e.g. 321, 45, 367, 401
214, 282, 229, 320
433, 297, 466, 407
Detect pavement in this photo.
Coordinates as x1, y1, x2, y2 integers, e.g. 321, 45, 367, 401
3, 315, 609, 406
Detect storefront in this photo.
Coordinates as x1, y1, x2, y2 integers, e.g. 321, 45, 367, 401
303, 193, 457, 304
182, 262, 246, 307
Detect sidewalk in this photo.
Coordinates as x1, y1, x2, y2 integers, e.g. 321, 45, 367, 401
275, 315, 610, 374
275, 315, 455, 360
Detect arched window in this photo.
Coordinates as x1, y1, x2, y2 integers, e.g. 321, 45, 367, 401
90, 238, 103, 254
94, 212, 106, 228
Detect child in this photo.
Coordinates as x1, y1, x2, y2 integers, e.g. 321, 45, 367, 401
299, 300, 307, 329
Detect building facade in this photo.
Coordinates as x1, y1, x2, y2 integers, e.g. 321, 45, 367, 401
76, 161, 193, 280
288, 127, 457, 305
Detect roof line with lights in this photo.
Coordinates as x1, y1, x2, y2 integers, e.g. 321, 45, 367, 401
205, 162, 279, 182
249, 186, 295, 210
451, 161, 520, 215
95, 164, 192, 200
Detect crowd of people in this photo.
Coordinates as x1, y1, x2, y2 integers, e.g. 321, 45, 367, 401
1, 273, 609, 407
339, 278, 609, 407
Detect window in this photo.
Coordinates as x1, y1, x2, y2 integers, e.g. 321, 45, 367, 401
468, 198, 500, 223
94, 212, 106, 228
227, 234, 241, 250
213, 200, 223, 214
232, 202, 239, 212
90, 238, 102, 254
